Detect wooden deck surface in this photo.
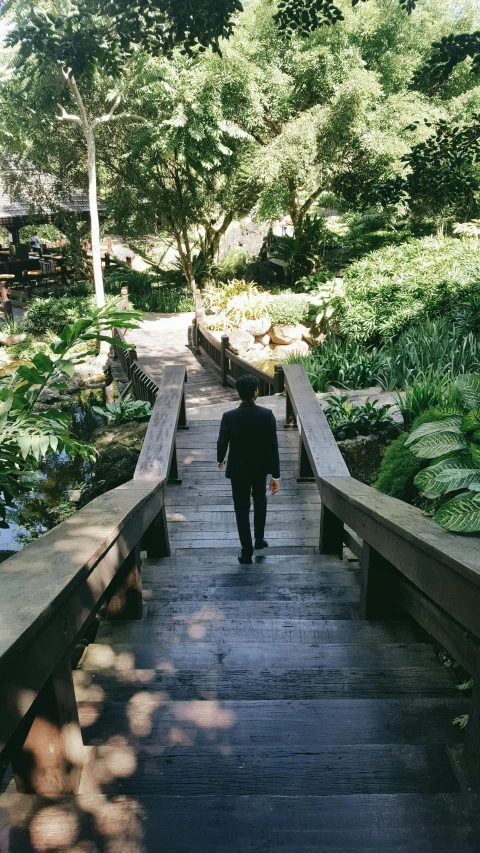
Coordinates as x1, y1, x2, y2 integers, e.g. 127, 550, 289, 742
2, 313, 480, 851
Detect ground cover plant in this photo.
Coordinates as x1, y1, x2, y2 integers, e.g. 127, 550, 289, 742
324, 395, 393, 441
105, 265, 194, 313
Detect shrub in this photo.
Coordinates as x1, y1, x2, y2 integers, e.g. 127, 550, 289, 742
92, 395, 152, 424
23, 296, 95, 336
324, 395, 393, 440
338, 236, 480, 343
268, 294, 310, 325
284, 337, 388, 392
395, 370, 463, 430
214, 248, 247, 282
105, 265, 193, 312
375, 408, 438, 503
202, 279, 256, 313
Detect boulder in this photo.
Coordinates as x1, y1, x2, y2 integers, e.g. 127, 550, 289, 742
229, 326, 255, 354
269, 323, 305, 345
243, 348, 280, 375
256, 333, 270, 347
0, 332, 27, 347
273, 340, 309, 358
80, 420, 148, 504
241, 315, 271, 337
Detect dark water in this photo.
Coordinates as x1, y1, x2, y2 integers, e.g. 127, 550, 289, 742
0, 391, 105, 555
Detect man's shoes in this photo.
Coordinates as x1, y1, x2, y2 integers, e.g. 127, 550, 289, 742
238, 551, 253, 565
255, 539, 268, 550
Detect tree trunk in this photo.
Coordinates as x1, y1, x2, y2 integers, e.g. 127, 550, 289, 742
86, 131, 105, 308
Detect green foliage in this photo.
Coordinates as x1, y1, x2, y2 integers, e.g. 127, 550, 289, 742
92, 395, 152, 424
416, 32, 480, 90
395, 371, 462, 430
19, 225, 64, 244
105, 266, 193, 313
274, 0, 416, 37
375, 408, 442, 504
23, 297, 95, 337
268, 294, 310, 325
407, 374, 480, 532
284, 337, 388, 392
338, 237, 480, 344
324, 395, 393, 441
214, 249, 247, 282
0, 303, 142, 527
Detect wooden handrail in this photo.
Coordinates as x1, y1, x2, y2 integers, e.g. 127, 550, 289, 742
284, 362, 480, 788
0, 367, 186, 797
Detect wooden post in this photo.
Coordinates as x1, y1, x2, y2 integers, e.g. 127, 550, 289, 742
106, 235, 113, 254
11, 654, 84, 796
24, 285, 31, 305
104, 252, 111, 269
178, 382, 189, 430
126, 256, 133, 269
464, 662, 480, 788
220, 334, 229, 385
319, 504, 343, 558
359, 542, 396, 620
274, 364, 284, 394
168, 442, 182, 485
297, 435, 314, 482
106, 544, 143, 620
120, 286, 129, 310
143, 504, 170, 558
284, 387, 297, 429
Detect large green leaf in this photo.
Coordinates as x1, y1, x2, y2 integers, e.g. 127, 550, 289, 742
434, 493, 480, 532
436, 469, 480, 492
462, 409, 480, 433
405, 416, 462, 447
472, 443, 480, 469
456, 374, 480, 410
409, 431, 468, 459
414, 455, 474, 499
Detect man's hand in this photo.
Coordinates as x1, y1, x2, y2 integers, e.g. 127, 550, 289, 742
269, 478, 280, 495
218, 463, 225, 470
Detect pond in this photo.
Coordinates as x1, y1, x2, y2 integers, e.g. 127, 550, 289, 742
0, 390, 105, 559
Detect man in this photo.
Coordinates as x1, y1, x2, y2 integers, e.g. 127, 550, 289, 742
30, 233, 42, 257
217, 374, 280, 565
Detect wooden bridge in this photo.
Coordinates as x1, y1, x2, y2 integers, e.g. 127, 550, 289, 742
2, 311, 480, 851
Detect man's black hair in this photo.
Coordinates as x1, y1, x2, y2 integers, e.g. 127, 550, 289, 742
236, 374, 259, 402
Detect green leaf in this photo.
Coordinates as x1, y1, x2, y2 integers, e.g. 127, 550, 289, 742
472, 443, 480, 468
32, 352, 54, 374
16, 365, 45, 386
56, 360, 75, 377
434, 493, 480, 532
436, 469, 480, 492
405, 416, 462, 446
456, 374, 480, 410
414, 455, 473, 498
462, 409, 480, 433
409, 431, 468, 459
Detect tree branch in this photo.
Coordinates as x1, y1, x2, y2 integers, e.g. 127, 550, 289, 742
92, 112, 149, 127
56, 103, 81, 124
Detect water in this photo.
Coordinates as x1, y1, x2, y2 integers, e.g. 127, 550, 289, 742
0, 392, 105, 557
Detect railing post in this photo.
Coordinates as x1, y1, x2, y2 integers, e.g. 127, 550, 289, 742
274, 364, 284, 394
106, 544, 143, 620
359, 543, 396, 620
178, 377, 189, 429
297, 435, 315, 482
168, 442, 182, 485
284, 386, 297, 429
120, 285, 129, 310
143, 503, 170, 558
220, 334, 229, 385
11, 653, 84, 796
126, 256, 133, 269
104, 252, 111, 269
319, 503, 343, 558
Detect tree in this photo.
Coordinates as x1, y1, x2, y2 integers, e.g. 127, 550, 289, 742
4, 0, 244, 304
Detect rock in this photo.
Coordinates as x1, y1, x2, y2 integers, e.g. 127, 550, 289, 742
269, 324, 305, 345
205, 307, 217, 316
67, 489, 82, 503
81, 420, 148, 502
241, 315, 271, 337
0, 332, 27, 347
337, 425, 401, 486
273, 340, 309, 358
243, 349, 280, 375
256, 333, 270, 347
229, 326, 255, 354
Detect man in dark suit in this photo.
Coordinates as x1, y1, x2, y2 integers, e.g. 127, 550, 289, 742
217, 374, 280, 565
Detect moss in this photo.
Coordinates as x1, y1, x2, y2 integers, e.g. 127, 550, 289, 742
374, 408, 439, 504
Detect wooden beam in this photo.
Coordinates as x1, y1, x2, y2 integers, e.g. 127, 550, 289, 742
134, 365, 187, 481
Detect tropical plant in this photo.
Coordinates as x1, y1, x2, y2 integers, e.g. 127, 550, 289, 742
268, 294, 310, 326
93, 395, 152, 424
324, 395, 393, 441
375, 408, 440, 504
407, 374, 480, 532
395, 371, 462, 430
0, 303, 141, 526
284, 337, 388, 392
303, 279, 344, 332
23, 297, 95, 336
213, 248, 248, 283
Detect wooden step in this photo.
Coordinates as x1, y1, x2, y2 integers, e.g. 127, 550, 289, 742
3, 793, 480, 852
74, 663, 457, 700
141, 570, 360, 593
77, 697, 468, 748
142, 554, 355, 571
95, 618, 412, 646
83, 641, 438, 672
146, 597, 358, 618
81, 743, 460, 796
142, 583, 360, 604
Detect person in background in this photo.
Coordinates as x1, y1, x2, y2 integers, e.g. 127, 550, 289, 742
30, 233, 42, 257
217, 374, 280, 565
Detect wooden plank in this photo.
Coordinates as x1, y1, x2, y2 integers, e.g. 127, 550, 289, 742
140, 582, 359, 603
134, 365, 186, 480
95, 618, 416, 646
3, 793, 480, 853
145, 598, 356, 619
77, 697, 468, 748
84, 743, 459, 796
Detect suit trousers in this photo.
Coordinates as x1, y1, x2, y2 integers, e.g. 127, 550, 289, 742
230, 474, 267, 556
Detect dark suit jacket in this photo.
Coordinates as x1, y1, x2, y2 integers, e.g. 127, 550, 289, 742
217, 401, 280, 480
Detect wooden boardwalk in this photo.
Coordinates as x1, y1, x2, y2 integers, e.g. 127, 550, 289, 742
2, 313, 480, 851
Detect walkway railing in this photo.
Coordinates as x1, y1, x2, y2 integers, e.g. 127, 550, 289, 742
0, 365, 187, 797
282, 362, 480, 788
193, 288, 284, 396
112, 326, 160, 406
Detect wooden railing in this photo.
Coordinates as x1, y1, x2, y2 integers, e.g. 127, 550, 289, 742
194, 288, 284, 396
283, 362, 480, 787
0, 365, 187, 797
111, 327, 163, 407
